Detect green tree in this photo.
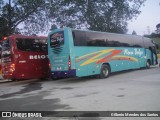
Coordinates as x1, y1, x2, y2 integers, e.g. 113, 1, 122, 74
156, 23, 160, 34
0, 0, 146, 39
0, 0, 51, 38
132, 30, 137, 35
54, 0, 146, 34
0, 17, 9, 39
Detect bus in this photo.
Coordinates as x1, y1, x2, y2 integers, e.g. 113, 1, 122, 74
1, 34, 50, 80
48, 27, 158, 79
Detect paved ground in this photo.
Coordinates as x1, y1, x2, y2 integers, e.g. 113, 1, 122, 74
0, 66, 160, 120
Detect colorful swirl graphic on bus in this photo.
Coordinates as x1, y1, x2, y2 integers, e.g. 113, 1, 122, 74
76, 49, 138, 66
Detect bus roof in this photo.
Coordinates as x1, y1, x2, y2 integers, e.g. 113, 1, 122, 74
51, 27, 146, 39
72, 28, 143, 38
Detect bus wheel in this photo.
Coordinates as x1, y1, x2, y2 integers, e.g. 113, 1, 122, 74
51, 76, 58, 80
11, 78, 16, 81
39, 78, 48, 80
100, 64, 110, 79
146, 60, 150, 69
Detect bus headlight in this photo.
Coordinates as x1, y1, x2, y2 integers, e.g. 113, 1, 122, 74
10, 64, 15, 72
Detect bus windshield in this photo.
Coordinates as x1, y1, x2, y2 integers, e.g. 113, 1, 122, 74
50, 31, 64, 48
2, 38, 11, 51
16, 38, 47, 52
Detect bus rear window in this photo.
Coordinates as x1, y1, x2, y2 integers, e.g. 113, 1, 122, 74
50, 31, 64, 48
16, 38, 47, 52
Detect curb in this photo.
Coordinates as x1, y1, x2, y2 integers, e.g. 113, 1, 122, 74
0, 79, 12, 83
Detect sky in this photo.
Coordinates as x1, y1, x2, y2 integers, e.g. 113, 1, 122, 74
127, 0, 160, 35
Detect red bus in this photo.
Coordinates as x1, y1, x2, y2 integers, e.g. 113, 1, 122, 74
1, 34, 49, 80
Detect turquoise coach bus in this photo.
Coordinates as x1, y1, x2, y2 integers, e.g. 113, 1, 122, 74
48, 27, 158, 79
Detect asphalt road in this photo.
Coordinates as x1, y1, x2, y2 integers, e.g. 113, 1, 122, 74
0, 66, 160, 120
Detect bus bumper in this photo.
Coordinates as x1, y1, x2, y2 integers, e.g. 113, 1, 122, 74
51, 69, 76, 78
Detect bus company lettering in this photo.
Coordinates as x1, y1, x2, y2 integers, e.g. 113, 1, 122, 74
124, 49, 143, 57
29, 55, 48, 59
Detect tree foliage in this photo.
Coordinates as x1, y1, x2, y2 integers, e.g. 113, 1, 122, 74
132, 30, 137, 35
156, 23, 160, 34
0, 0, 146, 39
0, 0, 51, 38
53, 0, 146, 34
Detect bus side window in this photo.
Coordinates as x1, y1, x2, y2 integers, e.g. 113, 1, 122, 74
25, 40, 32, 51
16, 39, 23, 50
41, 44, 47, 51
73, 31, 86, 46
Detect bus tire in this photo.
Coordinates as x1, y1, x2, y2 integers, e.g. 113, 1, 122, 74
39, 77, 48, 80
11, 78, 17, 81
146, 60, 150, 69
100, 64, 110, 79
51, 76, 58, 80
